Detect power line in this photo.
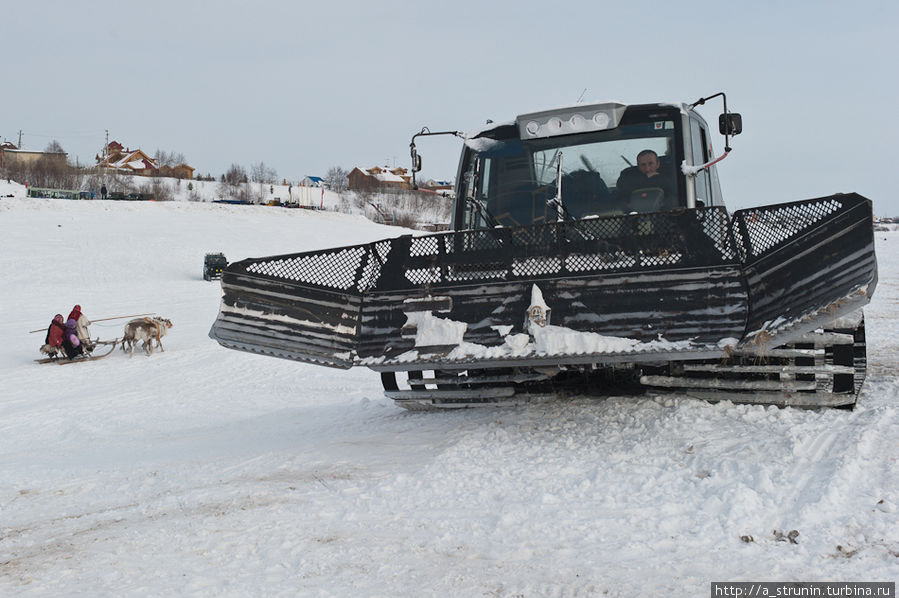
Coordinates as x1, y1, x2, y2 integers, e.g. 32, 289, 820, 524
20, 130, 106, 139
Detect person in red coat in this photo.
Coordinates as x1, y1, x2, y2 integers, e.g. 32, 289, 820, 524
42, 314, 66, 357
67, 304, 93, 351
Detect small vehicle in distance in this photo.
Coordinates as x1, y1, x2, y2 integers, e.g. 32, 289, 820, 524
203, 252, 228, 281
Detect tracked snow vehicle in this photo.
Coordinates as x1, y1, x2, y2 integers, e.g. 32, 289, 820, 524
210, 93, 877, 409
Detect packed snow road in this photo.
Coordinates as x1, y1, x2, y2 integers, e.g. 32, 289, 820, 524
1, 196, 896, 596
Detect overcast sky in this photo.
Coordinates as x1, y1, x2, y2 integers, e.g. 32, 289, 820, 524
5, 0, 897, 214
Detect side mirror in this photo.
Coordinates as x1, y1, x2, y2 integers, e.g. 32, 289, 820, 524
411, 149, 422, 173
719, 113, 742, 136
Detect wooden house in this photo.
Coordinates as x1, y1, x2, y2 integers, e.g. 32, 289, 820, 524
347, 165, 412, 191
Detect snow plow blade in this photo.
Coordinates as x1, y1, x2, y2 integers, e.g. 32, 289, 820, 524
210, 193, 876, 404
732, 194, 877, 346
209, 244, 376, 368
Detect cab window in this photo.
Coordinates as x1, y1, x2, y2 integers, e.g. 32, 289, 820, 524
689, 117, 711, 206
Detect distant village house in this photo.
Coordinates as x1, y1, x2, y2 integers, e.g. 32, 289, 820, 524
0, 143, 68, 169
424, 179, 454, 192
348, 165, 411, 191
96, 141, 194, 179
159, 163, 196, 180
301, 176, 325, 188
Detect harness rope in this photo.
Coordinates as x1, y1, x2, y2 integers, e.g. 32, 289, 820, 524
141, 317, 162, 342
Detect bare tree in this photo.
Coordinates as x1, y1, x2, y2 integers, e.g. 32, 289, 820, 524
142, 177, 173, 201
84, 169, 133, 197
250, 161, 277, 185
223, 163, 247, 188
154, 149, 171, 167
325, 166, 349, 192
218, 163, 254, 202
45, 139, 66, 154
10, 141, 76, 189
153, 149, 188, 168
28, 155, 77, 189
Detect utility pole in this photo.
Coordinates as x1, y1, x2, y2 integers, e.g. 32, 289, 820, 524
17, 130, 22, 148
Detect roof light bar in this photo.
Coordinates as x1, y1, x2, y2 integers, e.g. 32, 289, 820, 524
516, 102, 627, 140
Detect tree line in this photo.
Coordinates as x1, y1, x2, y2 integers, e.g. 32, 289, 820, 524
1, 139, 357, 201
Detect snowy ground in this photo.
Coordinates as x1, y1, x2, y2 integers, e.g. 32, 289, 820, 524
1, 192, 896, 596
2, 175, 453, 229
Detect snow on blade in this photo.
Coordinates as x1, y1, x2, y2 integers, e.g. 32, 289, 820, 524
405, 311, 467, 346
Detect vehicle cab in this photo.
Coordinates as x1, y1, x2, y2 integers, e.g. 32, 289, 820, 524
452, 102, 726, 232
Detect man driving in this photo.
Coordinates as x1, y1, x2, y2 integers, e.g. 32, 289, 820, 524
615, 149, 677, 211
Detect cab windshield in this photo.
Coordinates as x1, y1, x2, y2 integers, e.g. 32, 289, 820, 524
460, 118, 682, 230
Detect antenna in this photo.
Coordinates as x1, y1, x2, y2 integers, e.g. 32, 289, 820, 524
576, 88, 587, 103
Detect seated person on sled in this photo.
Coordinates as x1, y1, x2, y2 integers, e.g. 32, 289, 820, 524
62, 317, 86, 359
39, 305, 98, 360
40, 314, 66, 359
67, 304, 94, 351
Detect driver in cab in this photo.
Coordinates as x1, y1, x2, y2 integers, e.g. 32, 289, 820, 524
615, 149, 676, 212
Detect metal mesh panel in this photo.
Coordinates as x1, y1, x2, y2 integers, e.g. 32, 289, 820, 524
245, 246, 370, 292
410, 236, 440, 257
406, 266, 443, 285
572, 215, 634, 241
566, 252, 638, 272
459, 229, 509, 252
447, 264, 508, 282
700, 209, 739, 261
512, 256, 563, 276
357, 241, 391, 292
734, 197, 843, 260
239, 207, 739, 293
395, 207, 737, 287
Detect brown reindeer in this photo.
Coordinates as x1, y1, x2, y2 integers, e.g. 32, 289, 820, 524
121, 317, 173, 356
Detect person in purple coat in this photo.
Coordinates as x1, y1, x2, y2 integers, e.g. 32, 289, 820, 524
62, 318, 84, 359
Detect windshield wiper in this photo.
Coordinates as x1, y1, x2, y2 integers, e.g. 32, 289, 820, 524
545, 151, 576, 222
466, 195, 500, 229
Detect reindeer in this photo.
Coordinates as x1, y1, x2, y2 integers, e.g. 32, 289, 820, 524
121, 317, 173, 356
